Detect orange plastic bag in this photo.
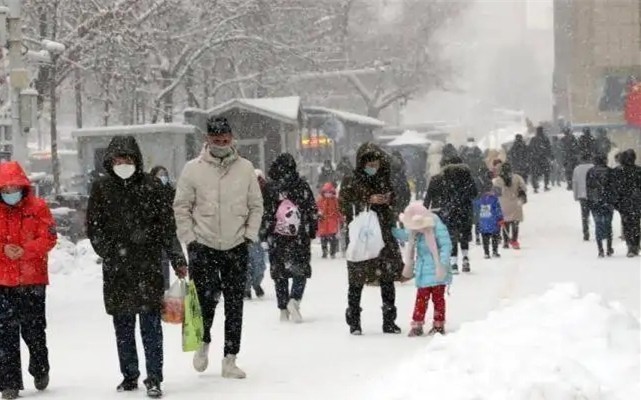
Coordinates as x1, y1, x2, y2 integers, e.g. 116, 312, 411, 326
162, 279, 186, 324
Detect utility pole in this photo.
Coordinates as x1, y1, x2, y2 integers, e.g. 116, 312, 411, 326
6, 0, 29, 165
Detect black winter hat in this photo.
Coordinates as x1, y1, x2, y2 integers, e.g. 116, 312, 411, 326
207, 116, 232, 135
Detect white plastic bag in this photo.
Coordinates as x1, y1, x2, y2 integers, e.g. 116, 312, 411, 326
346, 209, 385, 262
162, 279, 187, 324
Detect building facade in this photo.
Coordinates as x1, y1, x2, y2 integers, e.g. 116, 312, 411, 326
553, 0, 641, 150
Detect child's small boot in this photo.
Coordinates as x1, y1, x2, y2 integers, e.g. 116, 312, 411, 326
428, 321, 445, 336
408, 321, 424, 337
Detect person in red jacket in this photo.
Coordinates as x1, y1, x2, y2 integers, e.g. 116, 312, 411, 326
317, 182, 342, 259
0, 161, 57, 400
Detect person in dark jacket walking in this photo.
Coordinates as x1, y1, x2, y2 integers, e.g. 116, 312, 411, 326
150, 165, 176, 290
390, 151, 411, 218
595, 128, 612, 159
424, 156, 478, 273
528, 126, 553, 192
508, 134, 530, 184
317, 160, 338, 189
586, 154, 615, 257
0, 162, 57, 400
339, 143, 403, 335
578, 128, 597, 161
560, 128, 579, 190
612, 149, 641, 257
86, 137, 187, 398
260, 154, 317, 323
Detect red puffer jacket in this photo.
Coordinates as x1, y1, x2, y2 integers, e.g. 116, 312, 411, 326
317, 182, 342, 237
0, 161, 57, 286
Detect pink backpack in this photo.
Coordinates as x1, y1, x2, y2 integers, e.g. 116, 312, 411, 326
274, 194, 301, 236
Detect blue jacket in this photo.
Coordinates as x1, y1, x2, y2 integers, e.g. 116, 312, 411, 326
392, 216, 453, 289
473, 193, 503, 234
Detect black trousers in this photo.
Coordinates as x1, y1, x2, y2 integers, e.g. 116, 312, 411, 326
113, 312, 163, 382
531, 167, 550, 190
481, 233, 500, 254
621, 212, 641, 251
189, 242, 248, 356
275, 277, 307, 309
580, 199, 591, 239
0, 286, 49, 391
320, 235, 339, 257
448, 225, 471, 258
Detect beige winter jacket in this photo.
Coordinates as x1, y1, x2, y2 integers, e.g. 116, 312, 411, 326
173, 146, 264, 251
492, 174, 527, 222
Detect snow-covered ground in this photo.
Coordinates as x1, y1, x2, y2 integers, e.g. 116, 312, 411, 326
37, 188, 639, 399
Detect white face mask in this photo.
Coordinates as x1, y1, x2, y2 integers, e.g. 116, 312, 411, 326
113, 164, 136, 180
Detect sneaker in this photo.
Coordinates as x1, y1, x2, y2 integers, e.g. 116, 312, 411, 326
116, 378, 138, 392
1, 390, 18, 400
143, 378, 162, 399
408, 326, 424, 337
350, 325, 362, 335
484, 254, 491, 259
193, 342, 210, 372
35, 373, 49, 391
383, 323, 402, 334
451, 264, 459, 274
279, 309, 290, 322
510, 240, 520, 250
492, 251, 501, 258
462, 257, 470, 273
222, 355, 246, 379
287, 299, 303, 323
254, 285, 265, 298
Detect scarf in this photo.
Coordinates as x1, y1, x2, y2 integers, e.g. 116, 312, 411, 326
401, 227, 445, 281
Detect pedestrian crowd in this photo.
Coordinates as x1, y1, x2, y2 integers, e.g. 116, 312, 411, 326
0, 117, 638, 399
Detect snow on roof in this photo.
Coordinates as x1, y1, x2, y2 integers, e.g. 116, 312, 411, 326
386, 130, 433, 147
71, 123, 197, 138
304, 106, 385, 127
207, 96, 301, 125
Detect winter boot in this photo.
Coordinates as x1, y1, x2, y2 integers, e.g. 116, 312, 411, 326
408, 321, 424, 337
287, 299, 303, 323
35, 373, 49, 391
382, 305, 402, 334
597, 242, 605, 258
427, 322, 445, 336
492, 251, 501, 258
607, 238, 614, 256
279, 309, 290, 322
193, 342, 210, 372
345, 307, 362, 335
222, 355, 246, 379
510, 240, 520, 250
462, 257, 471, 273
254, 285, 265, 298
116, 378, 139, 392
143, 378, 162, 399
1, 390, 18, 400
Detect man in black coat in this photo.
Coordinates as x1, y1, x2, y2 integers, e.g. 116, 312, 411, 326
560, 128, 579, 190
528, 126, 553, 192
86, 136, 187, 397
612, 149, 641, 257
508, 134, 530, 183
424, 156, 478, 273
586, 154, 616, 257
578, 128, 597, 161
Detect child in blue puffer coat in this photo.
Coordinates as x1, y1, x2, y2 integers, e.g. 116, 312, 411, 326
393, 202, 452, 337
473, 181, 504, 259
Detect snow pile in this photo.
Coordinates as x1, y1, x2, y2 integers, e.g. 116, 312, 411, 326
49, 236, 100, 275
369, 283, 640, 400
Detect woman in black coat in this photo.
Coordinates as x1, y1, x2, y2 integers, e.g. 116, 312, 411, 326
86, 136, 186, 395
260, 153, 317, 322
339, 143, 403, 335
612, 149, 641, 257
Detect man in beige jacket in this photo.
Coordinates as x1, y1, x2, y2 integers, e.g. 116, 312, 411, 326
173, 116, 263, 379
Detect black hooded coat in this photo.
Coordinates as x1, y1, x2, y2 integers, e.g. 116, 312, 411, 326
338, 143, 403, 284
260, 153, 318, 279
86, 136, 186, 315
612, 149, 641, 216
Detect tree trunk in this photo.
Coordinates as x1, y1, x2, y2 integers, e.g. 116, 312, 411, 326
74, 68, 83, 128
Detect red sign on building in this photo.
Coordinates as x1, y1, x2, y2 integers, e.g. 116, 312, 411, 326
625, 82, 641, 127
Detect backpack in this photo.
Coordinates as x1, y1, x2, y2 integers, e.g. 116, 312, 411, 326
274, 194, 301, 236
